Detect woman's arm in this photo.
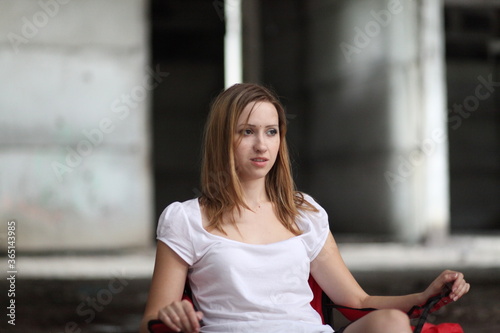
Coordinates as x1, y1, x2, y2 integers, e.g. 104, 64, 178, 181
310, 233, 469, 312
140, 241, 202, 333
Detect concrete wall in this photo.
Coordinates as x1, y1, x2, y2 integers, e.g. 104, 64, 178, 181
0, 0, 153, 251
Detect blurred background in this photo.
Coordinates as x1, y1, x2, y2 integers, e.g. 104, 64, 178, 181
0, 0, 499, 332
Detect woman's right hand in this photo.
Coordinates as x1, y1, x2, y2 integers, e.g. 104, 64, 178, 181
157, 299, 204, 333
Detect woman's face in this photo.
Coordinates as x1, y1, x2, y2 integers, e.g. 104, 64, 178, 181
233, 101, 280, 183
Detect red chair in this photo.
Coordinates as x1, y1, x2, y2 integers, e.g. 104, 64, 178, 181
148, 277, 458, 333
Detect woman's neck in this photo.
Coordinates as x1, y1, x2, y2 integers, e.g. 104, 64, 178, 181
239, 178, 269, 208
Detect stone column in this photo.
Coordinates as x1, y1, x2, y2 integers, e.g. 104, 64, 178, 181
304, 0, 449, 242
0, 0, 154, 251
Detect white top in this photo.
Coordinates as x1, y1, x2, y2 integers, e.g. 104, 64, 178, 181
157, 195, 334, 333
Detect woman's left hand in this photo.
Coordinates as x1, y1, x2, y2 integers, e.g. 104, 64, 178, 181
423, 270, 470, 303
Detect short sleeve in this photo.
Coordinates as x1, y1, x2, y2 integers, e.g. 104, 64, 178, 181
298, 194, 331, 261
156, 201, 196, 266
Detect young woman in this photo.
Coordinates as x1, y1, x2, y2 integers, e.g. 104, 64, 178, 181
140, 83, 470, 333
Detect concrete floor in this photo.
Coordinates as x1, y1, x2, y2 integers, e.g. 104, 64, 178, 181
1, 236, 499, 332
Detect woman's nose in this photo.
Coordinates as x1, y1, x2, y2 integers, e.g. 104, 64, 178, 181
253, 134, 267, 152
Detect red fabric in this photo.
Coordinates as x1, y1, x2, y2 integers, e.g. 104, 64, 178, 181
417, 322, 465, 333
148, 320, 174, 333
334, 306, 376, 321
308, 276, 325, 322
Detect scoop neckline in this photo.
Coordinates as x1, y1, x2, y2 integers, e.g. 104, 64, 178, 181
192, 198, 303, 247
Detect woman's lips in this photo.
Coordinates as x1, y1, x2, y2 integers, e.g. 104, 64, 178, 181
250, 158, 268, 167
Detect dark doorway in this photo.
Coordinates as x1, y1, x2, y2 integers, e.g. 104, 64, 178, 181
444, 4, 500, 232
149, 0, 225, 224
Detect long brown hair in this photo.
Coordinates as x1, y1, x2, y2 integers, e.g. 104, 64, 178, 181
199, 83, 317, 235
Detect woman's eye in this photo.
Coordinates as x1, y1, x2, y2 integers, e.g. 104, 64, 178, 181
243, 129, 253, 135
267, 128, 278, 136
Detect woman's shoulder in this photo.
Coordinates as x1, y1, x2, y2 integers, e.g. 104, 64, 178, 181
295, 193, 330, 260
298, 192, 316, 203
295, 192, 329, 230
158, 198, 201, 230
161, 197, 200, 216
296, 192, 324, 213
156, 198, 202, 266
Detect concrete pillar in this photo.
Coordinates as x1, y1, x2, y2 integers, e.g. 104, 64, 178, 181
413, 0, 450, 242
305, 0, 449, 242
0, 0, 153, 251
